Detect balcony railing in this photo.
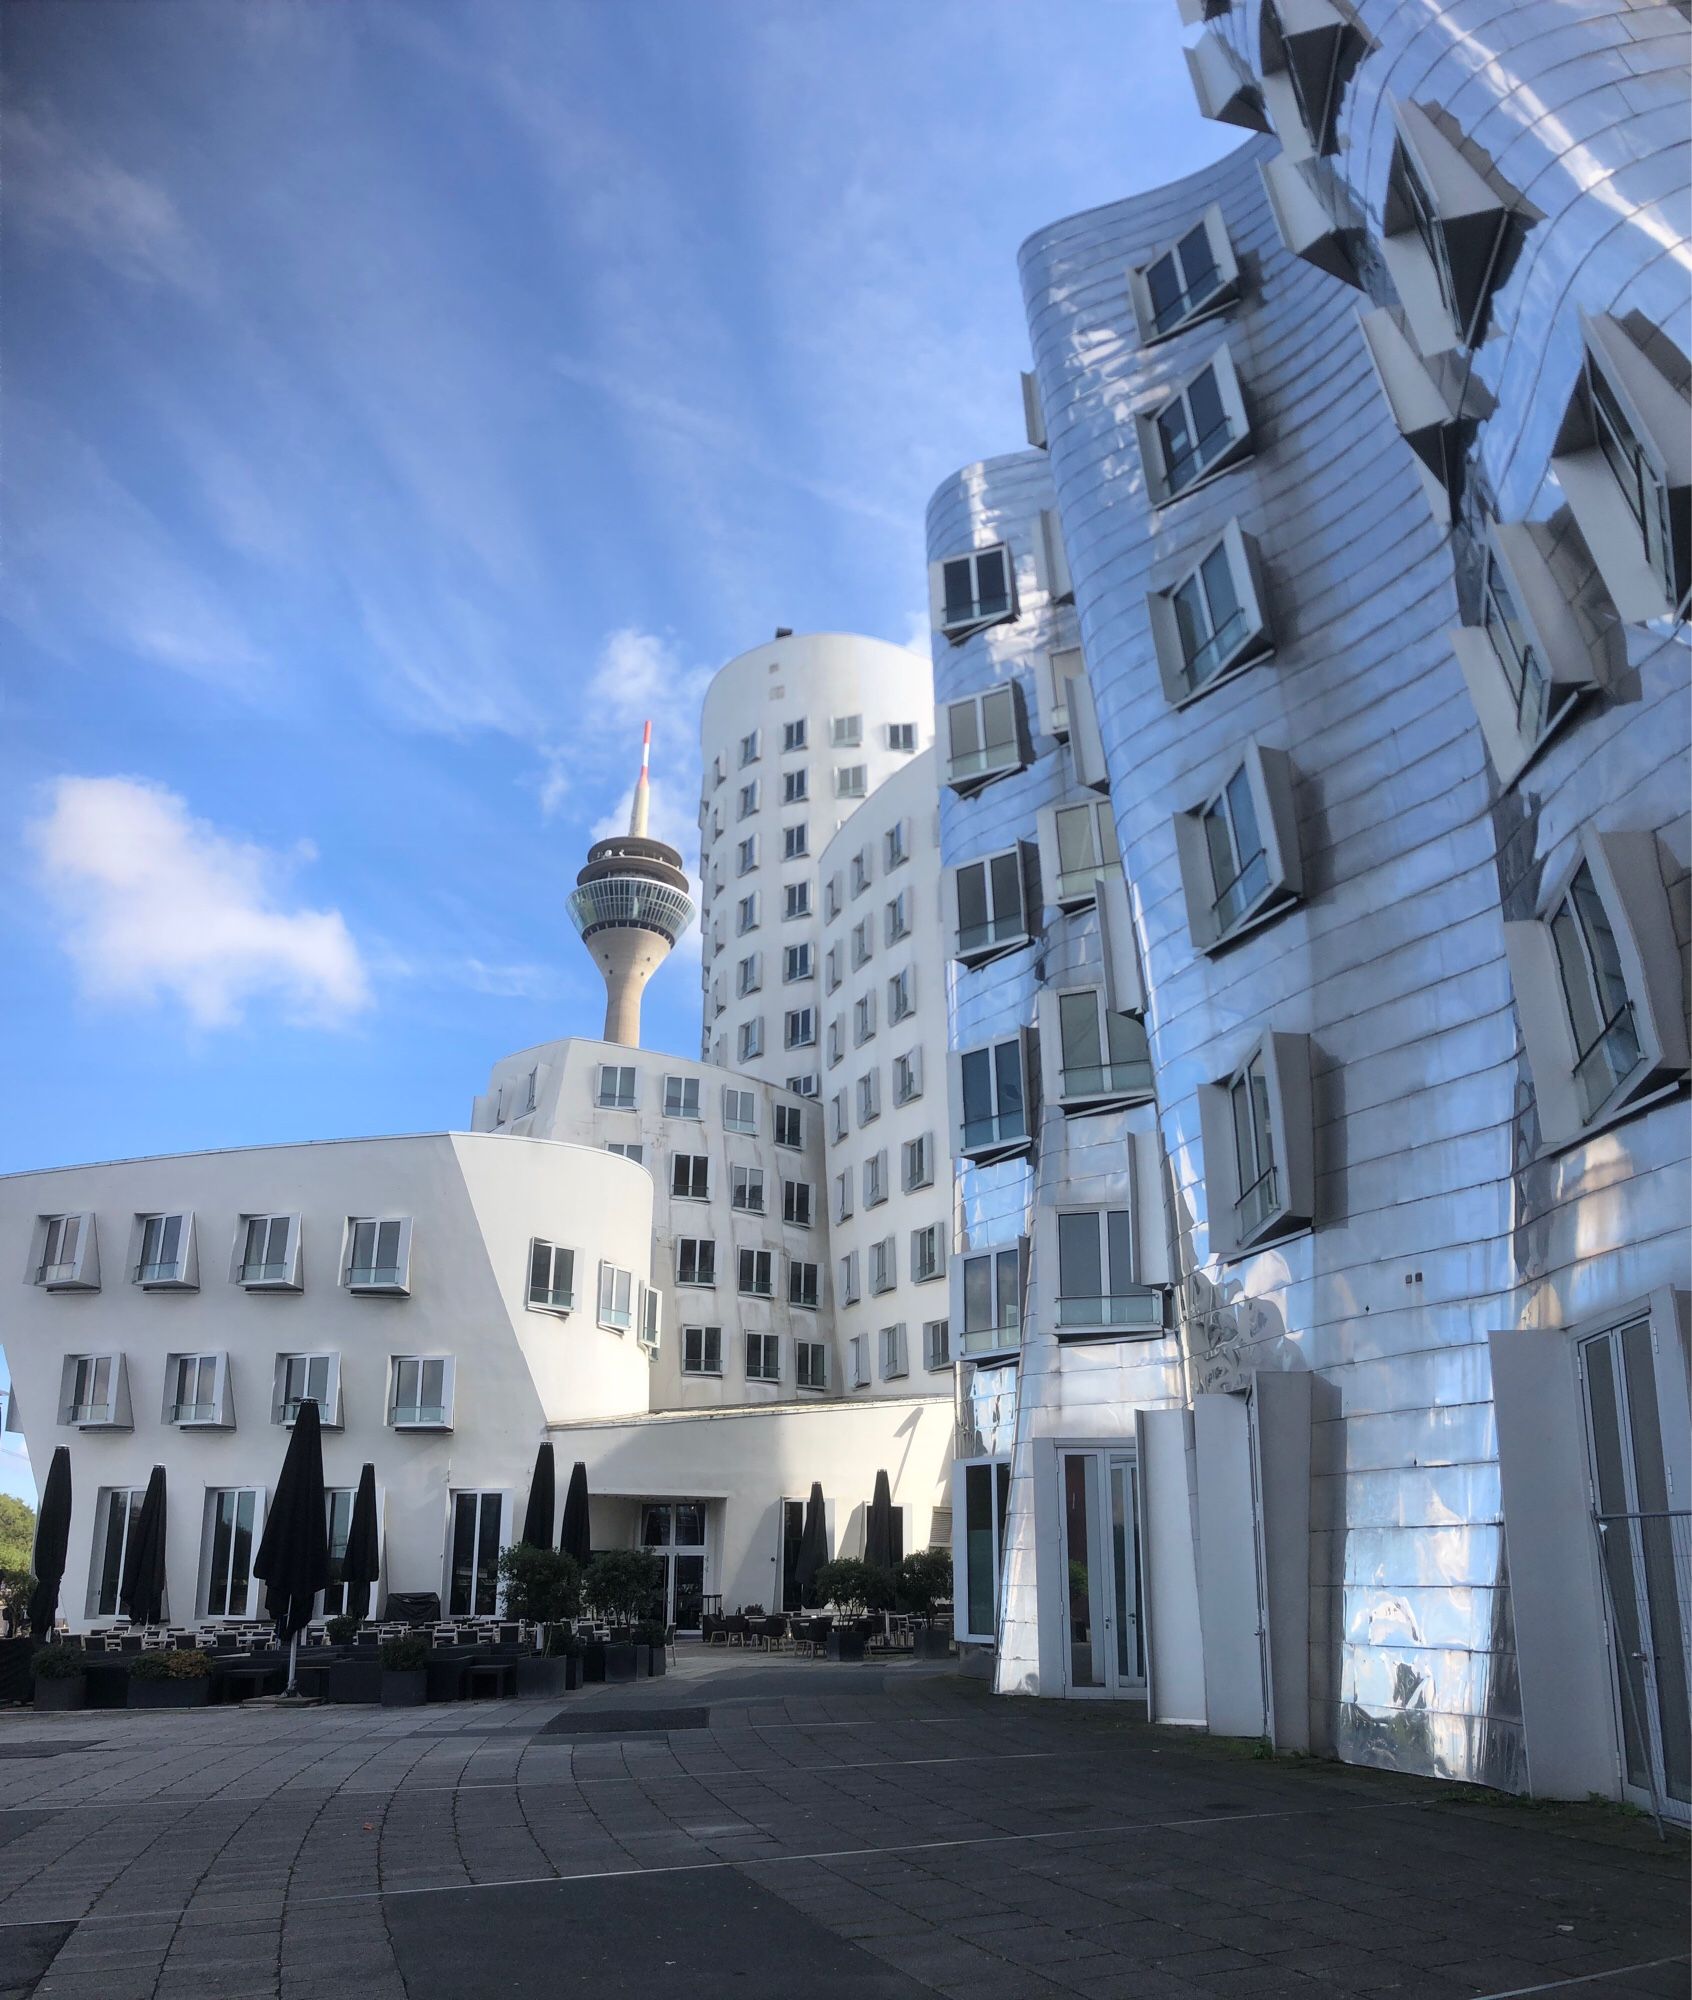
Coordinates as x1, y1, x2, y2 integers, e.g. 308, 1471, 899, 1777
1056, 1292, 1162, 1334
36, 1261, 81, 1286
1212, 847, 1271, 935
347, 1265, 405, 1290
528, 1285, 576, 1312
1061, 1059, 1153, 1102
135, 1260, 186, 1285
1575, 1001, 1643, 1122
1183, 604, 1251, 690
390, 1404, 448, 1428
959, 1316, 1022, 1360
169, 1401, 219, 1424
1164, 412, 1234, 496
961, 1109, 1030, 1155
1236, 1165, 1280, 1241
946, 742, 1020, 785
65, 1402, 118, 1426
957, 913, 1028, 958
1149, 264, 1225, 338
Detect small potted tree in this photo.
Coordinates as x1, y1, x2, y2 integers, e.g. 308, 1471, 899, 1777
895, 1549, 955, 1659
632, 1622, 668, 1676
128, 1648, 213, 1709
583, 1551, 664, 1683
815, 1559, 892, 1661
543, 1623, 584, 1691
379, 1635, 429, 1707
496, 1546, 582, 1696
31, 1645, 88, 1711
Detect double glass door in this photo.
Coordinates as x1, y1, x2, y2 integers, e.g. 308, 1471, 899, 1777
1060, 1449, 1145, 1697
641, 1502, 708, 1631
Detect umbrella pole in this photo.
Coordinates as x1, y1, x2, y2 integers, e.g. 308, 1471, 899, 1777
286, 1629, 299, 1697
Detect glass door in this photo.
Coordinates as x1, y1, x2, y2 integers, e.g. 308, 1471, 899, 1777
640, 1501, 710, 1631
1060, 1448, 1145, 1699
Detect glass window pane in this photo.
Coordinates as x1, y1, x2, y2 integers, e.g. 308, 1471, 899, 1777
965, 1464, 994, 1634
1058, 1212, 1101, 1301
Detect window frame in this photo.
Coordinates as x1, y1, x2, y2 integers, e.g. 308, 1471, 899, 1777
731, 1164, 766, 1215
59, 1351, 130, 1429
343, 1216, 413, 1296
1129, 202, 1239, 346
954, 1242, 1025, 1360
596, 1261, 635, 1333
33, 1212, 99, 1292
942, 683, 1031, 796
388, 1353, 456, 1429
951, 1030, 1037, 1164
527, 1239, 578, 1314
1137, 345, 1252, 507
1039, 983, 1154, 1113
1036, 798, 1121, 914
893, 1049, 924, 1106
879, 1323, 909, 1380
199, 1485, 267, 1621
1173, 739, 1302, 953
784, 1005, 816, 1049
682, 1324, 723, 1377
1049, 1203, 1163, 1339
1379, 99, 1514, 355
787, 1257, 820, 1310
796, 1339, 828, 1392
923, 1318, 952, 1371
910, 1224, 946, 1286
674, 1236, 718, 1289
945, 842, 1040, 968
1196, 1030, 1315, 1257
929, 541, 1017, 643
738, 1247, 775, 1298
596, 1064, 637, 1110
745, 1331, 782, 1383
1147, 518, 1273, 707
162, 1349, 232, 1428
782, 1178, 814, 1228
901, 1132, 934, 1191
133, 1210, 197, 1290
868, 1235, 896, 1296
663, 1074, 702, 1120
774, 1103, 803, 1149
1258, 0, 1367, 160
272, 1351, 342, 1428
671, 1152, 711, 1202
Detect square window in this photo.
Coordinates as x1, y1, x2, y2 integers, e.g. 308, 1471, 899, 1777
737, 893, 760, 935
788, 1259, 820, 1309
745, 1331, 781, 1382
783, 823, 809, 860
605, 1140, 645, 1164
1148, 519, 1272, 705
829, 714, 863, 748
783, 769, 810, 804
597, 1065, 637, 1110
887, 723, 916, 753
738, 1247, 774, 1297
683, 1325, 722, 1376
663, 1075, 702, 1119
783, 942, 813, 982
1043, 985, 1153, 1112
236, 1213, 299, 1290
888, 967, 915, 1023
953, 1034, 1032, 1161
1173, 740, 1302, 951
1054, 1207, 1160, 1335
796, 1340, 827, 1391
344, 1217, 411, 1295
783, 1180, 813, 1228
738, 781, 760, 820
723, 1085, 757, 1134
784, 1006, 816, 1049
739, 728, 761, 766
782, 719, 808, 753
528, 1240, 577, 1313
783, 881, 813, 920
943, 685, 1028, 794
1138, 348, 1251, 504
672, 1153, 710, 1201
737, 835, 758, 876
835, 764, 867, 798
597, 1262, 635, 1331
389, 1353, 454, 1426
732, 1164, 766, 1213
134, 1211, 194, 1289
931, 543, 1016, 641
273, 1352, 341, 1428
675, 1238, 717, 1287
948, 846, 1036, 966
774, 1104, 804, 1148
885, 890, 912, 944
957, 1244, 1023, 1359
1131, 203, 1237, 343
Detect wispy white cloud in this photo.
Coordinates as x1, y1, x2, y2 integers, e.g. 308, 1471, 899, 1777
28, 777, 371, 1028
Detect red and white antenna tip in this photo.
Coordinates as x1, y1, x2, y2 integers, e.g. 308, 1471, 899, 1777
639, 720, 652, 773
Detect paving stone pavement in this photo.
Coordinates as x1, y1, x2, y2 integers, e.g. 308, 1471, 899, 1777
0, 1650, 1682, 2000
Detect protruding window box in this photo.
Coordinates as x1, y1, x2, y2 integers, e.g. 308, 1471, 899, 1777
1067, 674, 1110, 793
1020, 370, 1047, 449
32, 1213, 99, 1292
951, 1032, 1037, 1164
132, 1212, 197, 1290
388, 1356, 454, 1431
930, 543, 1017, 644
163, 1352, 232, 1429
344, 1217, 412, 1296
235, 1213, 301, 1291
1381, 101, 1516, 355
1137, 346, 1252, 507
1148, 518, 1272, 708
1257, 154, 1354, 286
1036, 799, 1120, 913
527, 1240, 578, 1315
1033, 509, 1073, 603
638, 1283, 662, 1357
1039, 986, 1153, 1115
1130, 204, 1238, 346
1356, 309, 1492, 526
1173, 741, 1302, 953
1448, 522, 1599, 788
1197, 1031, 1315, 1258
1048, 1203, 1164, 1341
59, 1353, 131, 1431
1184, 30, 1269, 132
272, 1353, 342, 1429
1552, 312, 1691, 625
942, 684, 1032, 795
955, 1244, 1025, 1362
1036, 645, 1085, 741
946, 845, 1041, 969
1260, 0, 1369, 160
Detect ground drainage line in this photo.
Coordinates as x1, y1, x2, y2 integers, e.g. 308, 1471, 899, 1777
1470, 1958, 1690, 1999
0, 1793, 1428, 1930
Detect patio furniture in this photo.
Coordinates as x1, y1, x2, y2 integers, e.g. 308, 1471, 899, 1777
467, 1659, 514, 1700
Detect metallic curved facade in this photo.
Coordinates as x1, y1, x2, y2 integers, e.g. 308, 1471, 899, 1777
933, 0, 1690, 1802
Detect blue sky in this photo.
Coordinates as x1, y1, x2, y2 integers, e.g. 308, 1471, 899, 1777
0, 1, 1231, 1497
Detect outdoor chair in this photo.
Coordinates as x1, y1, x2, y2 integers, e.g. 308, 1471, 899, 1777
664, 1624, 678, 1666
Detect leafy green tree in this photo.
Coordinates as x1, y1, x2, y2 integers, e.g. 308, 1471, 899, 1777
583, 1549, 664, 1627
0, 1497, 35, 1574
496, 1545, 582, 1624
894, 1548, 953, 1622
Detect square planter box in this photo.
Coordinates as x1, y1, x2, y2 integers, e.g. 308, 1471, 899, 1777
515, 1656, 578, 1698
602, 1642, 638, 1684
918, 1628, 954, 1660
639, 1646, 667, 1678
33, 1675, 87, 1711
328, 1657, 384, 1704
129, 1676, 211, 1710
381, 1669, 427, 1708
828, 1632, 867, 1663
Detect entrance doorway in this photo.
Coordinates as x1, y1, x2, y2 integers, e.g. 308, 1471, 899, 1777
1059, 1449, 1145, 1697
640, 1502, 709, 1631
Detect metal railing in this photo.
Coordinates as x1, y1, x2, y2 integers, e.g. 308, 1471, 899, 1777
1592, 1508, 1691, 1835
1056, 1292, 1162, 1333
1211, 846, 1270, 933
1236, 1165, 1280, 1240
1575, 1002, 1642, 1122
135, 1260, 186, 1285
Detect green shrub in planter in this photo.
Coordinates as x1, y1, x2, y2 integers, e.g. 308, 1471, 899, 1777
894, 1549, 953, 1623
379, 1634, 428, 1708
129, 1649, 212, 1681
814, 1558, 895, 1619
128, 1649, 212, 1709
379, 1636, 430, 1673
583, 1549, 664, 1628
31, 1646, 86, 1680
497, 1546, 582, 1625
325, 1614, 362, 1646
542, 1625, 581, 1659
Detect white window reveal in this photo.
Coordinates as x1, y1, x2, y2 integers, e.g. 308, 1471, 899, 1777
60, 1353, 129, 1429
911, 1224, 946, 1284
638, 1282, 661, 1356
1174, 741, 1302, 952
931, 543, 1016, 642
1197, 1031, 1316, 1257
723, 1086, 757, 1134
343, 1217, 411, 1296
829, 714, 863, 748
1044, 986, 1152, 1112
1054, 1209, 1160, 1336
1130, 203, 1238, 345
390, 1354, 454, 1428
943, 685, 1028, 794
835, 764, 867, 800
784, 881, 813, 919
902, 1132, 934, 1190
597, 1262, 635, 1331
923, 1318, 952, 1370
33, 1213, 99, 1292
134, 1211, 196, 1289
1037, 645, 1087, 741
1138, 346, 1251, 505
1259, 0, 1369, 160
783, 768, 809, 804
164, 1351, 230, 1427
597, 1064, 637, 1109
738, 1019, 764, 1063
273, 1353, 340, 1428
1148, 519, 1272, 705
879, 1324, 909, 1380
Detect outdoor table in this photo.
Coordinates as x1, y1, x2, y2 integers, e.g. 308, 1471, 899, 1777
466, 1659, 514, 1700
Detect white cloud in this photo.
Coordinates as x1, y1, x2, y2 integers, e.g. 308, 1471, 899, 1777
584, 626, 714, 740
28, 777, 371, 1028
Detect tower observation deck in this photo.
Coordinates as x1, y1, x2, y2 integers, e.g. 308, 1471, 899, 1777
567, 722, 694, 1047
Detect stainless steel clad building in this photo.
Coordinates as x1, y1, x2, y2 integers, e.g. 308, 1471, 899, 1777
934, 0, 1690, 1821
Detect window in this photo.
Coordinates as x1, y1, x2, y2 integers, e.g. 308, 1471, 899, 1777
796, 1341, 828, 1391
390, 1354, 454, 1427
885, 820, 910, 869
165, 1352, 227, 1426
851, 844, 871, 892
274, 1353, 339, 1427
788, 1259, 820, 1309
664, 1075, 702, 1119
34, 1212, 97, 1290
932, 543, 1016, 641
889, 969, 915, 1024
924, 1319, 952, 1371
1037, 645, 1087, 740
783, 881, 812, 920
1148, 519, 1271, 704
869, 1236, 895, 1295
682, 1325, 722, 1376
902, 1133, 934, 1191
675, 1238, 717, 1287
850, 918, 872, 971
1055, 1208, 1159, 1334
597, 1262, 635, 1330
639, 1282, 662, 1355
737, 780, 760, 820
1039, 800, 1120, 911
134, 1212, 193, 1288
737, 893, 760, 935
853, 992, 877, 1045
746, 1332, 781, 1382
955, 1035, 1032, 1160
911, 1225, 945, 1285
345, 1217, 411, 1294
1131, 203, 1237, 343
732, 1165, 766, 1214
830, 714, 863, 748
201, 1488, 263, 1619
784, 1006, 816, 1049
737, 835, 758, 876
713, 755, 725, 788
848, 1335, 870, 1389
598, 1065, 636, 1110
879, 1323, 908, 1379
782, 719, 808, 752
775, 1104, 803, 1148
738, 1248, 774, 1297
234, 1212, 298, 1290
88, 1488, 142, 1619
943, 685, 1027, 793
528, 1240, 577, 1312
605, 1140, 645, 1164
739, 728, 761, 766
1197, 1031, 1315, 1256
723, 1086, 757, 1134
827, 1015, 844, 1067
448, 1490, 503, 1618
835, 764, 867, 799
957, 1457, 1011, 1641
783, 823, 809, 860
885, 890, 912, 943
672, 1153, 710, 1200
1552, 313, 1692, 624
783, 1179, 813, 1228
1048, 986, 1153, 1110
825, 944, 842, 993
783, 769, 809, 804
857, 1068, 881, 1125
1380, 100, 1514, 354
824, 874, 842, 921
863, 1149, 887, 1208
959, 1245, 1023, 1357
835, 1169, 854, 1222
738, 1018, 764, 1062
1355, 307, 1469, 526
887, 723, 916, 753
1139, 348, 1251, 504
60, 1353, 126, 1428
1259, 0, 1367, 158
737, 953, 762, 997
320, 1486, 360, 1616
949, 847, 1036, 966
893, 1051, 924, 1106
1174, 741, 1302, 951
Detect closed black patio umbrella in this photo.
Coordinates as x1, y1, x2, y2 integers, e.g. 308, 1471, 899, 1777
794, 1483, 828, 1609
560, 1460, 591, 1567
254, 1398, 330, 1694
27, 1446, 71, 1641
520, 1442, 556, 1551
120, 1466, 168, 1626
865, 1469, 896, 1573
342, 1464, 380, 1623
